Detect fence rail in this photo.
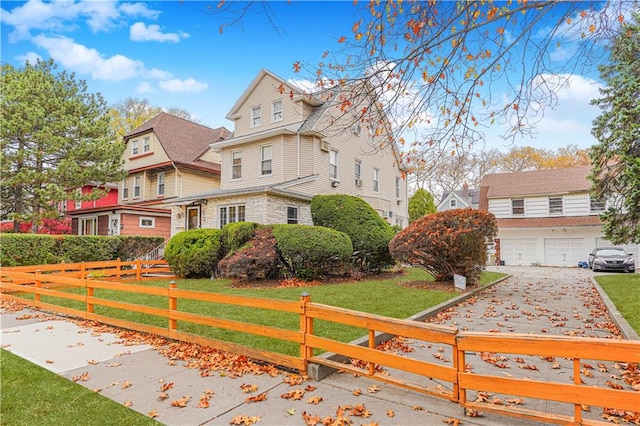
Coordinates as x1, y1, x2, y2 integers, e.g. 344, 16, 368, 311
1, 262, 638, 425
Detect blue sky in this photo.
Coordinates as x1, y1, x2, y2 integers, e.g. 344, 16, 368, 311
1, 0, 611, 151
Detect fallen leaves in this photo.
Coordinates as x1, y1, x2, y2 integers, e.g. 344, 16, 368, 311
196, 390, 214, 408
245, 392, 268, 403
230, 415, 261, 425
281, 389, 305, 400
170, 395, 191, 408
72, 371, 90, 382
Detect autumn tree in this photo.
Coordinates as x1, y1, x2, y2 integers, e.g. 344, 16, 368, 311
589, 12, 640, 244
389, 209, 497, 285
0, 59, 126, 232
408, 187, 436, 223
109, 97, 202, 141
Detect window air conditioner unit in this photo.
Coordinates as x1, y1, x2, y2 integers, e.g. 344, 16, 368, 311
320, 140, 331, 152
355, 178, 363, 187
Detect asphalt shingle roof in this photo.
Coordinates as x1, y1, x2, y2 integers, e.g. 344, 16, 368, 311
481, 165, 592, 198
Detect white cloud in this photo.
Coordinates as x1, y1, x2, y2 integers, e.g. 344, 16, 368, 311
136, 82, 155, 94
159, 78, 208, 93
147, 68, 174, 80
31, 34, 143, 82
15, 51, 42, 65
1, 0, 161, 41
130, 22, 188, 43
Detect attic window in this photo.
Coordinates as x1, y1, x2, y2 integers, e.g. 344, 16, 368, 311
143, 137, 150, 153
450, 199, 457, 208
131, 140, 139, 156
272, 100, 282, 122
251, 106, 261, 127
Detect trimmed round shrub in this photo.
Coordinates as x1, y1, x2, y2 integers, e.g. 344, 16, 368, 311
164, 229, 223, 278
311, 194, 395, 273
389, 208, 497, 285
220, 221, 258, 255
273, 224, 353, 281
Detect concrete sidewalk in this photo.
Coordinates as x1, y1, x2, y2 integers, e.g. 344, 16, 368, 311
1, 266, 636, 425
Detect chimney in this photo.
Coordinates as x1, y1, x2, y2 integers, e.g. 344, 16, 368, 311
462, 182, 469, 198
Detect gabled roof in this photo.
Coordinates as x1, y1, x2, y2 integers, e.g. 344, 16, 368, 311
481, 165, 593, 198
437, 188, 480, 210
125, 112, 231, 172
225, 69, 321, 120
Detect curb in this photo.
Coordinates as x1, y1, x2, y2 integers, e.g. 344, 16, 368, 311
307, 274, 512, 381
590, 276, 639, 340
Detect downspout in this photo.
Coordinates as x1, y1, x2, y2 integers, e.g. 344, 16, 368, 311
171, 161, 183, 197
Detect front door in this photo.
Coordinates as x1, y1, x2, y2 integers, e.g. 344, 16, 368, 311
108, 215, 120, 236
186, 206, 200, 230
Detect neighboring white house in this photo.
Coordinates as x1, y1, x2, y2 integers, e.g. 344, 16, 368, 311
168, 69, 408, 234
437, 182, 480, 212
480, 165, 639, 267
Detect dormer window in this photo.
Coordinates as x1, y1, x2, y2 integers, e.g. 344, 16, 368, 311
131, 140, 139, 156
143, 136, 150, 153
251, 106, 261, 127
272, 100, 282, 122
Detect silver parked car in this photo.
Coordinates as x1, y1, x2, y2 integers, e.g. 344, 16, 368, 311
588, 247, 636, 273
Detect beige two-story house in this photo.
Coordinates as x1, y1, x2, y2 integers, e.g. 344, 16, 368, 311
168, 69, 408, 234
67, 112, 230, 240
479, 165, 639, 267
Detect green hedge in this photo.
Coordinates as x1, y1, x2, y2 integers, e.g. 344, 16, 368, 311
0, 234, 164, 267
311, 194, 395, 273
272, 224, 353, 280
164, 229, 223, 278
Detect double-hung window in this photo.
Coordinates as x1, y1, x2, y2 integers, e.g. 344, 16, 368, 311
287, 207, 298, 224
354, 160, 362, 186
157, 172, 165, 196
133, 176, 141, 198
272, 100, 283, 122
122, 178, 128, 200
373, 168, 380, 192
231, 151, 242, 179
549, 196, 563, 215
143, 137, 150, 153
261, 145, 272, 175
251, 106, 261, 127
395, 176, 401, 199
131, 140, 139, 156
329, 149, 338, 180
512, 198, 525, 215
219, 205, 246, 228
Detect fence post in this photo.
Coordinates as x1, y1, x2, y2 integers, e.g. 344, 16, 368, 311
168, 280, 177, 331
60, 260, 66, 276
80, 263, 86, 280
573, 358, 582, 423
34, 270, 41, 304
368, 330, 376, 376
116, 258, 121, 281
136, 259, 142, 281
300, 292, 311, 370
86, 274, 94, 314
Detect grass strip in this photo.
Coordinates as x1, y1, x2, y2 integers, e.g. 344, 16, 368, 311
594, 273, 640, 334
0, 349, 157, 426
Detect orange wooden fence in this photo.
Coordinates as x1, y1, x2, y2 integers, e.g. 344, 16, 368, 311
1, 263, 638, 425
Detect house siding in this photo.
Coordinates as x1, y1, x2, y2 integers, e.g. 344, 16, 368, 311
124, 132, 169, 170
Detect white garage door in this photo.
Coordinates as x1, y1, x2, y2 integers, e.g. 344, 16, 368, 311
595, 238, 640, 266
544, 238, 585, 267
501, 239, 538, 266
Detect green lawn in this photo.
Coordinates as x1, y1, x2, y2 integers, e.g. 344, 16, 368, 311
594, 273, 640, 334
15, 268, 504, 356
0, 349, 157, 426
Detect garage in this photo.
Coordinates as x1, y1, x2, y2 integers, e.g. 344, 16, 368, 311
501, 239, 538, 266
544, 238, 585, 267
595, 238, 640, 267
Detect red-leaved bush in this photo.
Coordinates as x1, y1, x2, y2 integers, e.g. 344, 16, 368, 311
0, 218, 72, 234
388, 209, 497, 285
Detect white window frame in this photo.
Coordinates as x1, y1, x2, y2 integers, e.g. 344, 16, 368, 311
157, 172, 165, 196
287, 206, 298, 224
373, 168, 380, 192
139, 216, 155, 228
133, 176, 141, 198
143, 136, 150, 153
272, 100, 283, 122
79, 216, 98, 235
122, 178, 129, 200
219, 204, 246, 228
548, 196, 563, 215
261, 145, 272, 176
590, 196, 606, 213
512, 198, 525, 215
186, 206, 201, 230
395, 176, 401, 199
231, 150, 242, 180
251, 106, 261, 127
131, 140, 139, 156
450, 199, 457, 208
329, 149, 338, 180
